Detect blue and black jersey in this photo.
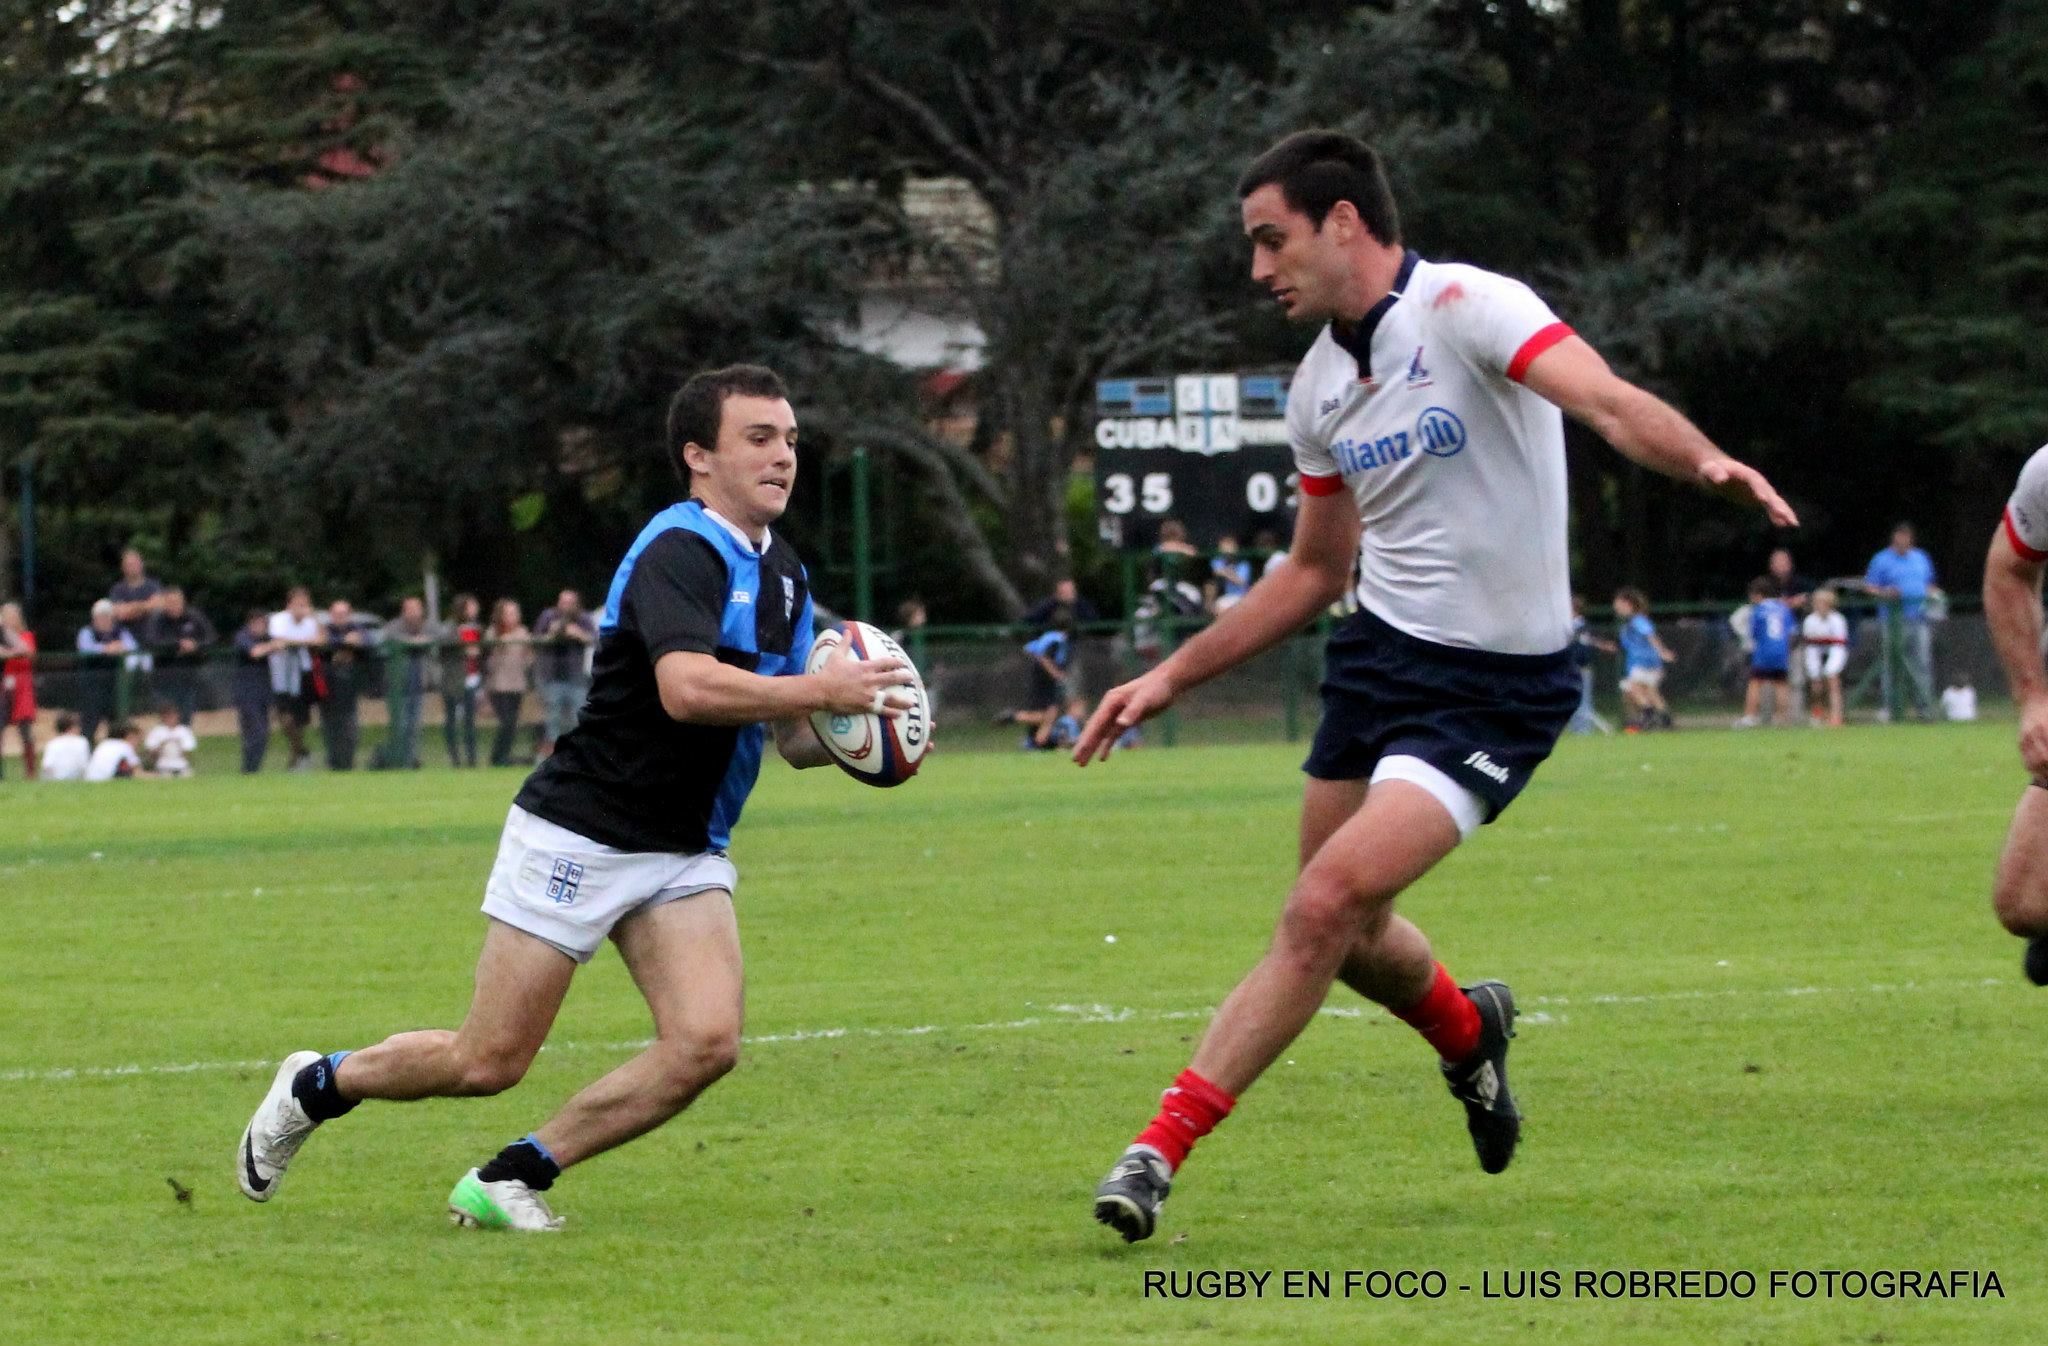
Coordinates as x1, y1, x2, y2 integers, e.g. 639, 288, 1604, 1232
516, 500, 816, 854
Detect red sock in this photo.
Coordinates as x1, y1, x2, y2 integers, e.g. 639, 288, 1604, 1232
1393, 962, 1481, 1063
1132, 1069, 1236, 1172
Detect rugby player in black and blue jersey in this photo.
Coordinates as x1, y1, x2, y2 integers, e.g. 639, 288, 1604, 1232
235, 365, 913, 1230
1076, 131, 1798, 1241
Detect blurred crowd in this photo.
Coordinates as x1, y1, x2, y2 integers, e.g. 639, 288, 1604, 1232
0, 548, 600, 779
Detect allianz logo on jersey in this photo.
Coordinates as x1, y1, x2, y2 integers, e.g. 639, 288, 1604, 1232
1329, 408, 1466, 476
1331, 432, 1414, 474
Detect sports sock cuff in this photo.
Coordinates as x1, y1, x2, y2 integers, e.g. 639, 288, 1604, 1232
1393, 962, 1483, 1063
1132, 1068, 1237, 1172
478, 1136, 562, 1191
1171, 1069, 1237, 1118
292, 1052, 360, 1124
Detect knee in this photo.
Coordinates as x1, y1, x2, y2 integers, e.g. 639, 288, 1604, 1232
454, 1049, 532, 1098
1278, 870, 1378, 961
654, 1027, 741, 1099
1994, 875, 2046, 938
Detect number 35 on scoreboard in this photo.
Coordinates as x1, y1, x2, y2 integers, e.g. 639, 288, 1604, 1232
1092, 371, 1296, 549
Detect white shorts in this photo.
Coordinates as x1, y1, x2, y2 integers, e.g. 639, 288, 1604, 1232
480, 805, 737, 963
1804, 645, 1846, 679
1620, 667, 1663, 692
1370, 754, 1486, 842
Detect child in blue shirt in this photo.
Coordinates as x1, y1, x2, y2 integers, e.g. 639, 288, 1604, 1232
1614, 587, 1676, 732
1736, 577, 1794, 727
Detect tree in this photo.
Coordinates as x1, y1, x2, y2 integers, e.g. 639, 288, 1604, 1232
726, 1, 1479, 614
204, 47, 885, 603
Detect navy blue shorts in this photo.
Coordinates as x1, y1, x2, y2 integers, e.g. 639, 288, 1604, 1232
1303, 607, 1580, 823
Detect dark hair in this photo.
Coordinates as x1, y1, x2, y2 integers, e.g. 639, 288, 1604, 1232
1747, 576, 1773, 600
111, 719, 135, 739
665, 364, 790, 487
1238, 130, 1401, 242
1893, 520, 1915, 535
244, 607, 267, 625
56, 712, 77, 734
1615, 586, 1649, 612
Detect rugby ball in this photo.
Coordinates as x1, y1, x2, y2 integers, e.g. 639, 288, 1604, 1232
805, 621, 931, 786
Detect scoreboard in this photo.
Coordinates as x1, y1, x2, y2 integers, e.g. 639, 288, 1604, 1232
1092, 372, 1297, 550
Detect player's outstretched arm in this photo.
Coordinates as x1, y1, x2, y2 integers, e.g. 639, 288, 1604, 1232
1520, 336, 1798, 528
1984, 525, 2048, 778
1072, 490, 1359, 765
654, 646, 912, 728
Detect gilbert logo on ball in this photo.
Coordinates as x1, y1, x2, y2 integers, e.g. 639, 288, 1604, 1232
805, 621, 932, 787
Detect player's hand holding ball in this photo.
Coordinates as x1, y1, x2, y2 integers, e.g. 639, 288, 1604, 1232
805, 621, 932, 786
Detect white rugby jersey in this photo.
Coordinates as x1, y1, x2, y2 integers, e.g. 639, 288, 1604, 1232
2003, 444, 2048, 561
1288, 252, 1576, 654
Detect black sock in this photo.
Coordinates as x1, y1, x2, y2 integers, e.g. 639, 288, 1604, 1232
291, 1052, 359, 1123
477, 1135, 561, 1191
2025, 937, 2048, 988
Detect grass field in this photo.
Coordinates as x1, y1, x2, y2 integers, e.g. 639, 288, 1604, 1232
5, 723, 2042, 1344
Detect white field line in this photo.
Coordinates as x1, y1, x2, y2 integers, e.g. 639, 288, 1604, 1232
0, 977, 2009, 1087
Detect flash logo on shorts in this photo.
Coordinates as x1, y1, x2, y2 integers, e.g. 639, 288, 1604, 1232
1462, 750, 1511, 785
546, 858, 585, 906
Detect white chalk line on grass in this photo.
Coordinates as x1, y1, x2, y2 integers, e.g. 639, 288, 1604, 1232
0, 977, 2010, 1087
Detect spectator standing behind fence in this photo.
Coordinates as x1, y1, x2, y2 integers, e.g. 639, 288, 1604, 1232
75, 599, 137, 742
145, 586, 217, 722
1022, 577, 1099, 629
107, 548, 165, 627
531, 589, 596, 760
1614, 587, 1675, 733
1735, 578, 1794, 728
267, 587, 320, 771
1767, 548, 1815, 611
484, 599, 534, 766
144, 704, 197, 777
321, 599, 375, 771
440, 593, 483, 768
1802, 587, 1848, 726
2, 601, 38, 778
375, 596, 434, 770
39, 712, 89, 780
232, 609, 278, 772
1863, 521, 1941, 721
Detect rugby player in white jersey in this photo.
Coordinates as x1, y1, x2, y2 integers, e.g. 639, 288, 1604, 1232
1983, 446, 2048, 983
1076, 130, 1798, 1241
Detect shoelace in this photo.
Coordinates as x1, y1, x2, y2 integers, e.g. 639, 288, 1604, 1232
263, 1099, 317, 1163
500, 1185, 564, 1229
1110, 1155, 1161, 1185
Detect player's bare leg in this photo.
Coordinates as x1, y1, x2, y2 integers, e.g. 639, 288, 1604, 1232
529, 888, 744, 1167
1098, 780, 1498, 1241
1993, 787, 2048, 984
237, 919, 572, 1203
339, 919, 575, 1099
442, 891, 743, 1231
1188, 781, 1457, 1095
